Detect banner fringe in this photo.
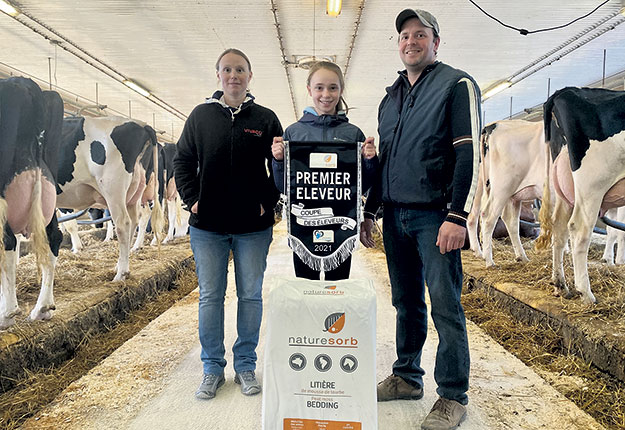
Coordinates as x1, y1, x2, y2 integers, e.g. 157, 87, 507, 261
288, 235, 357, 272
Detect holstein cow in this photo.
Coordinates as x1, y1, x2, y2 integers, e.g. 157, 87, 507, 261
132, 142, 189, 249
131, 141, 165, 251
56, 116, 164, 281
161, 143, 189, 243
0, 77, 64, 329
467, 119, 545, 266
536, 87, 625, 304
57, 207, 111, 254
602, 206, 625, 265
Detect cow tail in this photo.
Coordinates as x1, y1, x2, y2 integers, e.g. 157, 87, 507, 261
29, 169, 51, 270
175, 195, 183, 226
0, 197, 7, 265
150, 136, 165, 247
0, 90, 5, 266
535, 138, 552, 251
479, 129, 489, 197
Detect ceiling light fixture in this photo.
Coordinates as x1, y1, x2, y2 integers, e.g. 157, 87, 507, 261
481, 80, 512, 101
327, 0, 342, 17
0, 0, 19, 16
292, 55, 336, 69
123, 80, 151, 98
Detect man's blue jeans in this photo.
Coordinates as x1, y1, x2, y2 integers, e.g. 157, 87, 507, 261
383, 207, 470, 405
189, 226, 273, 375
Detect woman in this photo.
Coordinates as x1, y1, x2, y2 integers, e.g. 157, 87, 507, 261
173, 48, 282, 400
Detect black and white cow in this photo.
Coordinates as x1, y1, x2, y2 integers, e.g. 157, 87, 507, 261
56, 116, 163, 281
536, 87, 625, 304
601, 206, 625, 265
467, 119, 545, 266
0, 77, 64, 329
132, 142, 189, 249
161, 143, 189, 243
131, 140, 165, 251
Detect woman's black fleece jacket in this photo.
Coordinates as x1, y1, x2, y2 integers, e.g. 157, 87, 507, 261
173, 91, 283, 234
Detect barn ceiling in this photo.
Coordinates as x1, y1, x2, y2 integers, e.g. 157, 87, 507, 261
1, 0, 624, 143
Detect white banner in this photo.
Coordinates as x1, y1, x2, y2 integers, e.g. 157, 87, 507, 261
291, 203, 357, 230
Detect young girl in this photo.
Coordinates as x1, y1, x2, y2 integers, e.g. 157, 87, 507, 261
271, 61, 378, 281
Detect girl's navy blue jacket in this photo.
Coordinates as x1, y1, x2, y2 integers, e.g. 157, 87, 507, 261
272, 107, 379, 194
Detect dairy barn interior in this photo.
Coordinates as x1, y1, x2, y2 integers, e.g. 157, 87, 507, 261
2, 1, 625, 429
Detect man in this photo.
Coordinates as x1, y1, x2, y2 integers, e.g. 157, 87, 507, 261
361, 8, 481, 430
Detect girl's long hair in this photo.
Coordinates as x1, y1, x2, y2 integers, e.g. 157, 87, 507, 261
306, 61, 349, 114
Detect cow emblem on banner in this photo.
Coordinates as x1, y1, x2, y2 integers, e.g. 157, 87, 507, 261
285, 141, 362, 272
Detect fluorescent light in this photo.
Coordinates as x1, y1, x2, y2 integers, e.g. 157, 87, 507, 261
0, 0, 19, 16
327, 0, 342, 17
481, 80, 512, 101
123, 80, 151, 97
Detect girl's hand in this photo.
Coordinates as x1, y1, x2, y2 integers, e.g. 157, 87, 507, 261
272, 137, 285, 161
362, 137, 376, 160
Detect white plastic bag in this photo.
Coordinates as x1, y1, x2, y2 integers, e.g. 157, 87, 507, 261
262, 277, 377, 430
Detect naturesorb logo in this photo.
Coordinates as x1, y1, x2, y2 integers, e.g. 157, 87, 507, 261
287, 311, 358, 347
303, 284, 344, 296
309, 152, 337, 169
313, 229, 334, 243
323, 312, 345, 334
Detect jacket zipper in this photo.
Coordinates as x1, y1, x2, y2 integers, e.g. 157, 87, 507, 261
323, 115, 328, 142
230, 109, 235, 190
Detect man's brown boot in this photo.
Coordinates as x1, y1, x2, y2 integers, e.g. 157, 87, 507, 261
421, 397, 467, 430
377, 374, 423, 401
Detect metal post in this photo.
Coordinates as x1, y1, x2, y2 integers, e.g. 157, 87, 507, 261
509, 96, 513, 119
547, 78, 551, 99
48, 57, 52, 90
602, 49, 606, 88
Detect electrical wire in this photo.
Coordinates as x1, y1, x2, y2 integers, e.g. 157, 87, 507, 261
467, 0, 611, 35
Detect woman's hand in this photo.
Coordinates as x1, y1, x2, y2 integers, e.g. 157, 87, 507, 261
191, 201, 198, 214
272, 137, 285, 161
362, 137, 376, 160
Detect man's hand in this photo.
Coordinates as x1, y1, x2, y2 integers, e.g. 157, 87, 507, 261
360, 218, 376, 248
362, 137, 376, 160
272, 136, 285, 160
436, 221, 466, 254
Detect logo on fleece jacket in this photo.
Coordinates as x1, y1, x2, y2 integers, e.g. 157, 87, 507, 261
244, 128, 263, 137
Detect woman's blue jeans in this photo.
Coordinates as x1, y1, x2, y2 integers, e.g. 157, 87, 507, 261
190, 225, 273, 375
383, 207, 470, 405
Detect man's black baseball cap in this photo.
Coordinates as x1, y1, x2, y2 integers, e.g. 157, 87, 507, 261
396, 9, 440, 35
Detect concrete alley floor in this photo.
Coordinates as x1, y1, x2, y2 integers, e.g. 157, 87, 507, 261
21, 220, 605, 430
